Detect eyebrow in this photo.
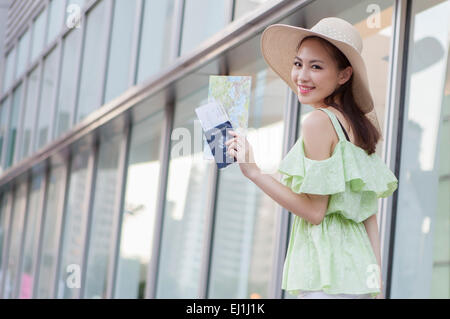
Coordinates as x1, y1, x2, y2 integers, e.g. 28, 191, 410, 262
294, 56, 324, 63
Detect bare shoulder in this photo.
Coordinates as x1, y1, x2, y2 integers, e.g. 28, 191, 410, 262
301, 109, 335, 160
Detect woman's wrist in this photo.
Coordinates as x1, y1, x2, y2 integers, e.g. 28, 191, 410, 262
243, 163, 261, 180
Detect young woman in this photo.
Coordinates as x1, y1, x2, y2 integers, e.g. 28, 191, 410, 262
225, 17, 398, 299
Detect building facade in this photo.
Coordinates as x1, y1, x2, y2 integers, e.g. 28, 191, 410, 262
0, 0, 448, 299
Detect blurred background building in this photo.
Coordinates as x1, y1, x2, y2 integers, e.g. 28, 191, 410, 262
0, 0, 448, 299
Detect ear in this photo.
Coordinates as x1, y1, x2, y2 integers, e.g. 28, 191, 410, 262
337, 66, 352, 85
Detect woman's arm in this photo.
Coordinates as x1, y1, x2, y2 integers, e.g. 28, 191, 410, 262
246, 169, 324, 225
226, 111, 334, 225
363, 214, 384, 297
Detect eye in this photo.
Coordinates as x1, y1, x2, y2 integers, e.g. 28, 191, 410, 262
293, 62, 321, 69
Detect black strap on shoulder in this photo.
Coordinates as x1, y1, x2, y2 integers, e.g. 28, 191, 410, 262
337, 119, 350, 141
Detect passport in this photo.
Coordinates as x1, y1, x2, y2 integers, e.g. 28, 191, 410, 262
195, 101, 236, 169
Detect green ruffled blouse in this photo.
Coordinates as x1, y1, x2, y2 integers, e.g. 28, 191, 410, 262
278, 107, 398, 298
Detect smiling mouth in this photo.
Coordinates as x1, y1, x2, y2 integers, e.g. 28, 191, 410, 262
299, 86, 315, 94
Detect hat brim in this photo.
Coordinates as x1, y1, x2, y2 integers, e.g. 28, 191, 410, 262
260, 24, 375, 115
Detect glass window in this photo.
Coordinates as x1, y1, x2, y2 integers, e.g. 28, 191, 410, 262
76, 0, 109, 123
391, 0, 450, 299
136, 0, 176, 84
35, 164, 66, 298
35, 47, 59, 151
16, 29, 31, 80
0, 192, 11, 291
19, 66, 40, 161
46, 0, 66, 45
84, 132, 122, 298
103, 0, 136, 103
233, 0, 271, 20
54, 29, 82, 139
56, 148, 90, 299
179, 0, 229, 56
17, 174, 44, 299
6, 83, 23, 168
0, 96, 11, 172
114, 109, 164, 299
207, 41, 286, 299
30, 8, 48, 63
3, 182, 27, 299
2, 47, 17, 94
155, 82, 214, 299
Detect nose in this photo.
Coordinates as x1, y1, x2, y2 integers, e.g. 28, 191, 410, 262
295, 66, 311, 84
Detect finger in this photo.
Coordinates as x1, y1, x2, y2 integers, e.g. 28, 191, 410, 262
225, 137, 236, 146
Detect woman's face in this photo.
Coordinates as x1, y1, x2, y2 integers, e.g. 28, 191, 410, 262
290, 38, 352, 108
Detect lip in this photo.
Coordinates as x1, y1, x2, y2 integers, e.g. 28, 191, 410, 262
298, 85, 315, 94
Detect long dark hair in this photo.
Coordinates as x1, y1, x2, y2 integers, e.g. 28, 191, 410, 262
296, 36, 380, 155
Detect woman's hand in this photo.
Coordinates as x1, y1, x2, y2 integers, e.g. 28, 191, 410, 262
225, 130, 260, 178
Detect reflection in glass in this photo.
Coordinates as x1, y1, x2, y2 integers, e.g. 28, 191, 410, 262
56, 149, 90, 299
76, 0, 109, 123
35, 48, 59, 151
46, 0, 66, 46
0, 193, 10, 281
104, 0, 136, 102
20, 67, 40, 160
136, 0, 176, 84
2, 47, 16, 94
84, 133, 122, 299
0, 97, 11, 172
233, 0, 271, 20
18, 174, 44, 299
16, 29, 31, 80
391, 0, 450, 299
6, 84, 23, 168
3, 182, 27, 299
30, 8, 48, 63
54, 29, 82, 139
115, 110, 163, 298
35, 164, 66, 298
156, 87, 213, 299
179, 0, 229, 55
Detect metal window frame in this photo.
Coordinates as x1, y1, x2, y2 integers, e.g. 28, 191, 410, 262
78, 138, 100, 299
31, 162, 50, 299
47, 159, 70, 299
52, 153, 73, 299
21, 63, 44, 161
12, 174, 31, 298
106, 115, 131, 299
17, 168, 48, 299
0, 189, 13, 298
32, 159, 70, 298
128, 0, 144, 87
68, 7, 88, 132
381, 0, 412, 299
270, 89, 301, 299
145, 101, 175, 299
14, 16, 34, 164
73, 0, 113, 124
98, 0, 114, 107
0, 179, 27, 299
1, 95, 13, 170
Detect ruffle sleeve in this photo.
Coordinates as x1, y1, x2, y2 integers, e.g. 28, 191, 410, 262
278, 137, 398, 223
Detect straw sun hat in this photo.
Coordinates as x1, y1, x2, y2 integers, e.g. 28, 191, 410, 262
260, 17, 382, 136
